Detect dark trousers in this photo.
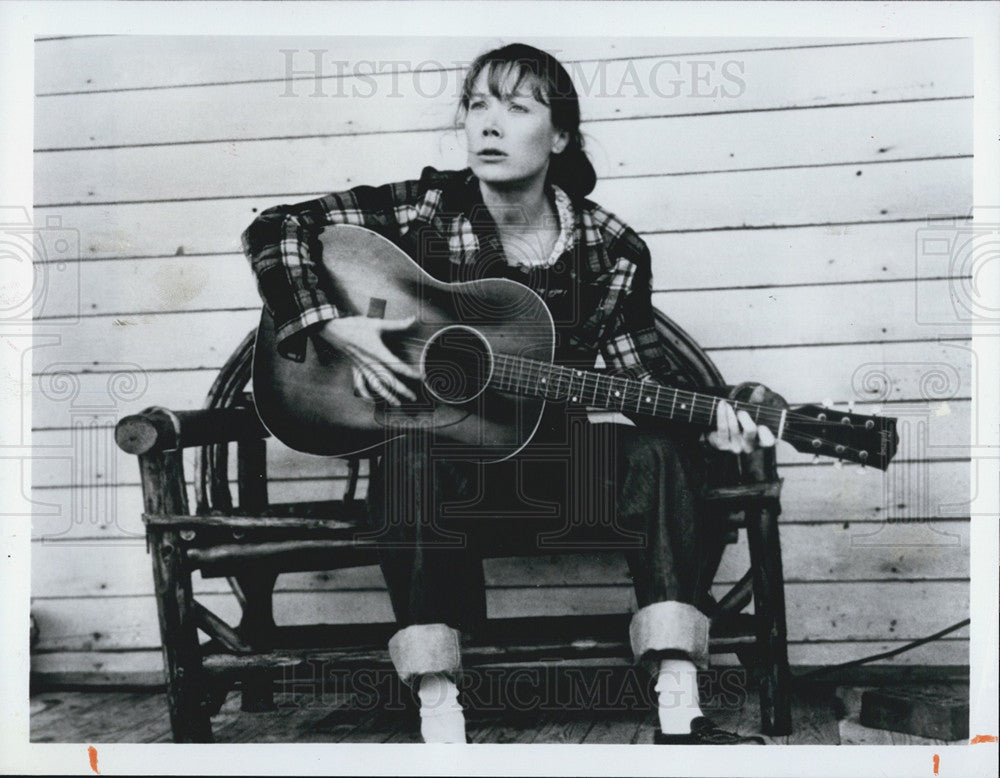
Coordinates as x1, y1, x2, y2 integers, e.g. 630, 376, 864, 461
362, 415, 709, 637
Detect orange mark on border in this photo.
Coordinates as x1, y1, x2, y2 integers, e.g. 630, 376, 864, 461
970, 734, 998, 744
932, 753, 939, 774
88, 745, 99, 774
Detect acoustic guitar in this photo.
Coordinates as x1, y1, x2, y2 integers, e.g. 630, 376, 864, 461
252, 225, 899, 469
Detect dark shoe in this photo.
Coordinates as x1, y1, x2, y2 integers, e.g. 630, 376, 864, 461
653, 716, 766, 745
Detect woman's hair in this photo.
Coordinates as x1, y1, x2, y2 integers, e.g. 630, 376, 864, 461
458, 43, 597, 200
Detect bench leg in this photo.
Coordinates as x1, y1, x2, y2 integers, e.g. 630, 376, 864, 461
236, 570, 279, 712
744, 501, 792, 736
150, 529, 214, 742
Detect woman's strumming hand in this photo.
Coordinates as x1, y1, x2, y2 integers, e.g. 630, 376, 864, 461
318, 316, 421, 406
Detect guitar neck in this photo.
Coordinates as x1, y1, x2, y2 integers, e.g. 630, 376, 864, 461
489, 354, 785, 439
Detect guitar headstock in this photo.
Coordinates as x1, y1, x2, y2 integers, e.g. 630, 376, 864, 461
785, 404, 899, 470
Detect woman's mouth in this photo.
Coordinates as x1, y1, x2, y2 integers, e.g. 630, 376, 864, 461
476, 149, 507, 160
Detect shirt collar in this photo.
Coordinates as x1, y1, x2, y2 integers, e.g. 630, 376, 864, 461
456, 170, 577, 268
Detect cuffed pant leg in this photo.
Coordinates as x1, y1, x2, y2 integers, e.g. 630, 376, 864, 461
629, 601, 710, 671
387, 623, 463, 689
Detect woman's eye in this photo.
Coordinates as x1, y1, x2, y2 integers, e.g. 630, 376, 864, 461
469, 100, 486, 110
508, 103, 529, 113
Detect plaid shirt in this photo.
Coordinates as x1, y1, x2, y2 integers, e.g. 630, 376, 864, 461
242, 166, 684, 387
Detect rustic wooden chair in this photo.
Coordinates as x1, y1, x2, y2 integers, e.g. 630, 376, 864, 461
114, 310, 791, 743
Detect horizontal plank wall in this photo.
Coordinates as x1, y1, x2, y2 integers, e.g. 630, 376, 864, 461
30, 35, 973, 683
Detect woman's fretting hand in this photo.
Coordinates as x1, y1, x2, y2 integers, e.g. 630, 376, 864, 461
704, 383, 781, 454
705, 400, 776, 454
318, 316, 421, 406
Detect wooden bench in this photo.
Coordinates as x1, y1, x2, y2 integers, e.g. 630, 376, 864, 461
114, 310, 792, 742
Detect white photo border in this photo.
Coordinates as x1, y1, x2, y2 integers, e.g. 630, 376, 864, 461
2, 2, 997, 776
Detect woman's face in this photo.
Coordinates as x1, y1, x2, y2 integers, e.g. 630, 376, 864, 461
463, 67, 569, 191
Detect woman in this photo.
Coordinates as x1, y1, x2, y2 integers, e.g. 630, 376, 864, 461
243, 43, 772, 744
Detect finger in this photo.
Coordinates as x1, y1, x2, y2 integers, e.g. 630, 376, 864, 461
719, 401, 741, 453
758, 424, 776, 448
714, 400, 732, 438
348, 339, 422, 383
343, 330, 422, 382
368, 361, 417, 405
344, 346, 389, 390
367, 342, 422, 381
359, 365, 400, 406
369, 362, 417, 402
704, 431, 725, 452
357, 363, 381, 393
388, 357, 423, 381
736, 410, 758, 453
352, 366, 373, 400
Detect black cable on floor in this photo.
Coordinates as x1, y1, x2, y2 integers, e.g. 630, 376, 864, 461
793, 618, 971, 681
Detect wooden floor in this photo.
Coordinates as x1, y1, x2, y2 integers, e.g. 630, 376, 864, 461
30, 681, 967, 745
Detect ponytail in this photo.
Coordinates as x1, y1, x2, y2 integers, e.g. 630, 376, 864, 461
548, 133, 597, 201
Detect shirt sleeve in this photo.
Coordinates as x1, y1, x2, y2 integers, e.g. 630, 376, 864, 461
241, 176, 424, 361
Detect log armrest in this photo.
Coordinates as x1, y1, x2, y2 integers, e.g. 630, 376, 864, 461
115, 405, 269, 455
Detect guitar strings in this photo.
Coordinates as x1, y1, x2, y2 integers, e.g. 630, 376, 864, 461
492, 350, 875, 436
388, 339, 884, 463
391, 334, 882, 435
384, 334, 885, 441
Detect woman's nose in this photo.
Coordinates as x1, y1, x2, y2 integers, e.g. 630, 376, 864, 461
481, 108, 502, 137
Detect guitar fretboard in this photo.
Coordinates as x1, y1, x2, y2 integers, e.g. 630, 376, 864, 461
490, 353, 785, 436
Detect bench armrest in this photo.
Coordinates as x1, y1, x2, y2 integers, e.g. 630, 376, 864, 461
115, 405, 269, 455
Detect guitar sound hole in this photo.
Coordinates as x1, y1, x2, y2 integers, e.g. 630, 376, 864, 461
421, 325, 494, 404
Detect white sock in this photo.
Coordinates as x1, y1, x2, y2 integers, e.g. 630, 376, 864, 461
654, 658, 704, 734
417, 673, 465, 743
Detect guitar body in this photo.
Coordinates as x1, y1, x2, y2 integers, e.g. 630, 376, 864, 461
252, 225, 555, 460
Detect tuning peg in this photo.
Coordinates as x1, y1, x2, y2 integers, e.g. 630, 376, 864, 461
855, 463, 868, 475
833, 459, 843, 470
822, 398, 833, 408
847, 401, 855, 413
811, 455, 821, 464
